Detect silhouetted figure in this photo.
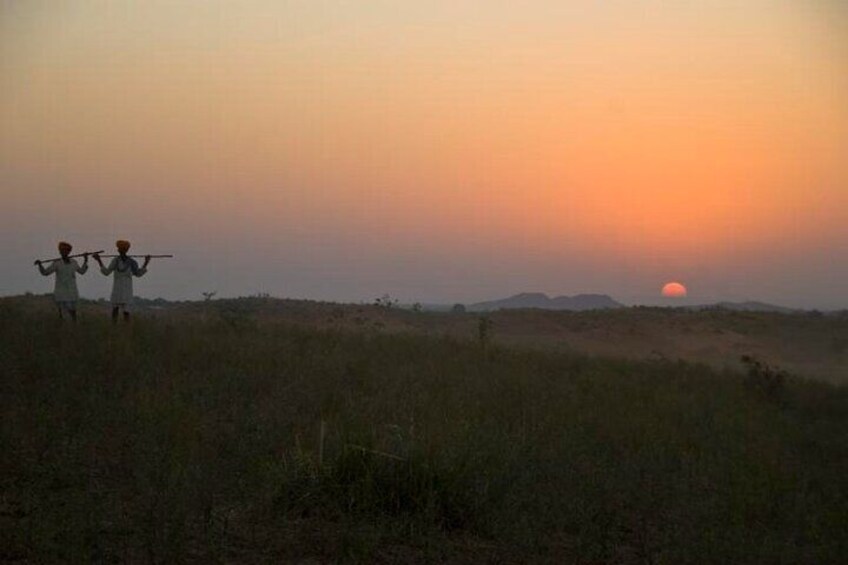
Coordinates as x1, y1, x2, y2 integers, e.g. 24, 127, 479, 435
93, 240, 150, 323
35, 241, 89, 322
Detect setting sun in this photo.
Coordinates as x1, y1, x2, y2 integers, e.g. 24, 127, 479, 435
661, 282, 688, 298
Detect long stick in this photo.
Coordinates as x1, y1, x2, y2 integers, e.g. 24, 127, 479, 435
35, 250, 104, 263
97, 254, 174, 258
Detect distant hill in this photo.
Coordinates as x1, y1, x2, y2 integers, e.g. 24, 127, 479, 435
689, 301, 798, 314
469, 292, 623, 312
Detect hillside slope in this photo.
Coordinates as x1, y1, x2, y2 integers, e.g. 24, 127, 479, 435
469, 292, 623, 311
2, 306, 847, 562
4, 294, 847, 383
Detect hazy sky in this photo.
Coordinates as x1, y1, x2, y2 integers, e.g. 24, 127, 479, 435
2, 1, 847, 308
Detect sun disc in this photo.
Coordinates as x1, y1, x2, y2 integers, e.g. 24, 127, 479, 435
661, 282, 687, 298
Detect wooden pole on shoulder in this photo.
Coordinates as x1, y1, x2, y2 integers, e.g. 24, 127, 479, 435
34, 250, 104, 264
97, 254, 174, 258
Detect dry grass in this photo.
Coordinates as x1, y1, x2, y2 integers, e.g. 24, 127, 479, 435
2, 296, 847, 562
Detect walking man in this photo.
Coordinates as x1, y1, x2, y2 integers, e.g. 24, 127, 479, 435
34, 241, 89, 321
93, 240, 150, 323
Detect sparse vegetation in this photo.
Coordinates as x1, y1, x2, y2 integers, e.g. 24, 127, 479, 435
1, 299, 847, 563
477, 315, 493, 348
374, 294, 399, 310
741, 354, 789, 403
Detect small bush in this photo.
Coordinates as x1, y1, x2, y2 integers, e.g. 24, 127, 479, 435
741, 355, 788, 402
477, 315, 493, 347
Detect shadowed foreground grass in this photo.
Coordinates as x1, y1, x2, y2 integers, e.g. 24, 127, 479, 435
1, 306, 847, 563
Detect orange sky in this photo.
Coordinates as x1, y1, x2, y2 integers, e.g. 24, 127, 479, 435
2, 1, 847, 306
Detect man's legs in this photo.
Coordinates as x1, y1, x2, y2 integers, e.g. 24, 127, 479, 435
112, 304, 131, 323
63, 301, 78, 322
57, 302, 77, 322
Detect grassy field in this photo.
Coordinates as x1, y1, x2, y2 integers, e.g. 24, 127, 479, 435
119, 295, 848, 384
2, 297, 847, 563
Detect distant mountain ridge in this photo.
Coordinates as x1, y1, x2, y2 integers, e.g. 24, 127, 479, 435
688, 301, 798, 314
469, 292, 623, 312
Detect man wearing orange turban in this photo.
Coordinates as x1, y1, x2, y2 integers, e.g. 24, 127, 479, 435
93, 240, 151, 323
34, 241, 90, 321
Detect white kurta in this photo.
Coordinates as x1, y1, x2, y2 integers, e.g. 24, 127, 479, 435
39, 259, 87, 302
101, 257, 147, 306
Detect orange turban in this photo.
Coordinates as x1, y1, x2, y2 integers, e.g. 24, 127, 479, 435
58, 241, 72, 253
116, 240, 131, 252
